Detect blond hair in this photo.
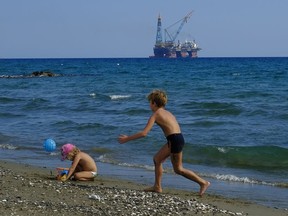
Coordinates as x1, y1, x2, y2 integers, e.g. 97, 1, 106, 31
67, 146, 80, 160
147, 89, 167, 107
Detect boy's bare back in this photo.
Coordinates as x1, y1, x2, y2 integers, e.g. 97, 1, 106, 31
153, 108, 181, 137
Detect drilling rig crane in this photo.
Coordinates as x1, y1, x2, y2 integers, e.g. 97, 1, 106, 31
164, 11, 193, 43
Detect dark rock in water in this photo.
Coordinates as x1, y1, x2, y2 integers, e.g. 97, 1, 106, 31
30, 71, 60, 77
0, 71, 61, 79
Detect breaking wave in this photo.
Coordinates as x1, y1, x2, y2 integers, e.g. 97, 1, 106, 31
109, 95, 131, 100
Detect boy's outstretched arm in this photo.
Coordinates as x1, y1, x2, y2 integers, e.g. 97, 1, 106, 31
118, 115, 156, 144
118, 132, 146, 144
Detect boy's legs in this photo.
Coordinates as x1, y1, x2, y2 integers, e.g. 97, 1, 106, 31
145, 143, 170, 193
171, 152, 210, 196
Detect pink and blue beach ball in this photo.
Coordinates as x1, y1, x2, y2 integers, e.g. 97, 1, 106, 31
43, 138, 56, 152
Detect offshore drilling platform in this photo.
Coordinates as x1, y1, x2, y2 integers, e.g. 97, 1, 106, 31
150, 11, 201, 58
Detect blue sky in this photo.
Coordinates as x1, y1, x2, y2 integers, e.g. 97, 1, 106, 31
1, 0, 288, 58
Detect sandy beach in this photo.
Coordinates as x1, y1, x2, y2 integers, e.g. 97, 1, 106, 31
0, 160, 287, 216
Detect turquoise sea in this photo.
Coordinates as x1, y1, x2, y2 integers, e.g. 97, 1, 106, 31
0, 58, 287, 209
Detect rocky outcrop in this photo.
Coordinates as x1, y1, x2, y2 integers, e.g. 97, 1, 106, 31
0, 71, 61, 78
30, 71, 60, 77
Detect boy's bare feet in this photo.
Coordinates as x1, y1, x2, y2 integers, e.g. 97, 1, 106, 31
144, 186, 162, 193
199, 181, 210, 196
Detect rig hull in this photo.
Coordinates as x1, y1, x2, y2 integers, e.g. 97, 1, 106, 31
152, 45, 201, 58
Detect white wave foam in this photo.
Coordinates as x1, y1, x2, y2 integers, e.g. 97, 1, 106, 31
217, 147, 228, 153
89, 93, 96, 98
109, 95, 131, 100
0, 144, 17, 150
213, 174, 276, 186
96, 154, 155, 171
95, 154, 109, 162
215, 174, 255, 183
118, 162, 155, 171
49, 152, 59, 156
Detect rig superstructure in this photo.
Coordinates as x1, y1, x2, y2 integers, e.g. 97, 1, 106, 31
150, 11, 201, 58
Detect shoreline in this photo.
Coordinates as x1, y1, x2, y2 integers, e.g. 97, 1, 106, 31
0, 160, 287, 216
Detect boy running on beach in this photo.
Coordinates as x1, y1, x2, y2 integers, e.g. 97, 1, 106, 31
118, 89, 210, 196
60, 143, 97, 181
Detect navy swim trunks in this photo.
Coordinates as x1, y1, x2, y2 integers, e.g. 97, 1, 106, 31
166, 133, 185, 153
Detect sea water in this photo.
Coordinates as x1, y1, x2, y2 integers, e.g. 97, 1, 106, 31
0, 58, 287, 209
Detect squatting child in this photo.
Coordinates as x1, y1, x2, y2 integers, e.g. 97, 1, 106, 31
60, 143, 97, 181
118, 89, 210, 196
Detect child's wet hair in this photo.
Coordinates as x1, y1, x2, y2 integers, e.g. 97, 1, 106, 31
147, 89, 167, 107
